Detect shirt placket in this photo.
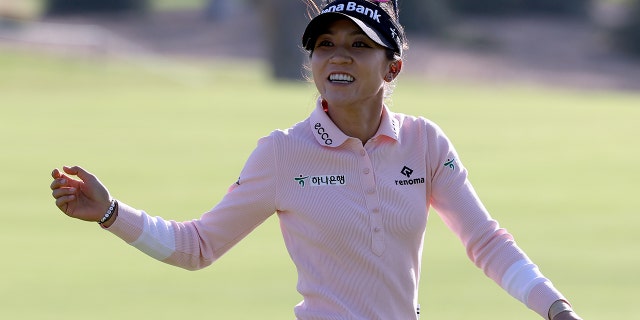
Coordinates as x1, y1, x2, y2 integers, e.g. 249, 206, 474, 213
358, 145, 385, 256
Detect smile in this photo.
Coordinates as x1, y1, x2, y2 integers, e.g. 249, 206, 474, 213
328, 73, 355, 83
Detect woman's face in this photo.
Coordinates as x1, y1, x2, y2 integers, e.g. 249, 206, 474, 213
310, 18, 391, 107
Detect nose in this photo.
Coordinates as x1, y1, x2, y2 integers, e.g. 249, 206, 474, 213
329, 46, 353, 64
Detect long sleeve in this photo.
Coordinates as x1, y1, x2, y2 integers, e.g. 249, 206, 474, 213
105, 136, 278, 270
426, 122, 565, 318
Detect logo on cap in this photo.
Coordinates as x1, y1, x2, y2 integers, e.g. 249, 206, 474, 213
322, 1, 382, 23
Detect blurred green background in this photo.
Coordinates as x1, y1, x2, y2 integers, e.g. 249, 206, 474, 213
1, 0, 640, 319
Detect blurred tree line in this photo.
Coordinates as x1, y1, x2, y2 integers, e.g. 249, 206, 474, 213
44, 0, 640, 79
45, 0, 149, 15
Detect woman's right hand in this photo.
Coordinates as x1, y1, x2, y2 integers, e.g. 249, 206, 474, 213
50, 166, 112, 223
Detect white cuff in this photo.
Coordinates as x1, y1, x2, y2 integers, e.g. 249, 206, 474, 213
501, 259, 548, 306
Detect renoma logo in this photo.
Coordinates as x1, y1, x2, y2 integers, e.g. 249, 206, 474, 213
400, 166, 413, 178
322, 1, 382, 23
396, 166, 425, 186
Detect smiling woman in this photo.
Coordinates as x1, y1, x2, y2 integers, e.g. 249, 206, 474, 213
49, 1, 581, 319
308, 18, 396, 142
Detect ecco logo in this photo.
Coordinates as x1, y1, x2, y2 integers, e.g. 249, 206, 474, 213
322, 1, 382, 23
314, 122, 333, 145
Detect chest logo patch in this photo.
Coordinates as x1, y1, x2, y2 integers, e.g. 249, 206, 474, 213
396, 165, 425, 186
295, 174, 346, 188
401, 165, 413, 178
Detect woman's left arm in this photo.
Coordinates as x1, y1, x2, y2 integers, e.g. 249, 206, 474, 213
425, 121, 579, 319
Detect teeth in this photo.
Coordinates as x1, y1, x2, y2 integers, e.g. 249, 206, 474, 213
329, 73, 354, 82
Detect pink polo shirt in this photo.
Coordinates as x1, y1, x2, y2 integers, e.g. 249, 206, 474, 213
107, 98, 565, 319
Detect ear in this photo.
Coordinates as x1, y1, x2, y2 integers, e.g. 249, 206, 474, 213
388, 60, 403, 80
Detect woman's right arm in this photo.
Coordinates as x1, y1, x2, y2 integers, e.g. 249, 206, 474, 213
50, 136, 279, 270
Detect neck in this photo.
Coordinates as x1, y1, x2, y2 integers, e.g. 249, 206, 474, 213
324, 99, 384, 144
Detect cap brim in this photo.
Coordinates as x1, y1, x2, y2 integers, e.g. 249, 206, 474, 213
302, 12, 395, 52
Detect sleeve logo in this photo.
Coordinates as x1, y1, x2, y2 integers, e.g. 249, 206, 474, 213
444, 158, 456, 170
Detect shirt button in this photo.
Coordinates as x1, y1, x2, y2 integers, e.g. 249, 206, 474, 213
372, 208, 380, 213
363, 168, 370, 174
360, 150, 366, 156
374, 227, 381, 232
367, 188, 375, 194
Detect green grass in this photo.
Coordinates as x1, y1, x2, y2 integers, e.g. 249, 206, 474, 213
150, 0, 208, 11
1, 50, 639, 319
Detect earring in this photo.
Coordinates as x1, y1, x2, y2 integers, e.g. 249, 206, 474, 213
385, 73, 394, 82
321, 99, 329, 112
390, 64, 398, 74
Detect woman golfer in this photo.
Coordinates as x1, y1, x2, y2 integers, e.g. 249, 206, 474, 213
50, 0, 582, 319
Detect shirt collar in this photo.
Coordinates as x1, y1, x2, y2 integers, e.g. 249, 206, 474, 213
309, 98, 400, 147
376, 105, 401, 142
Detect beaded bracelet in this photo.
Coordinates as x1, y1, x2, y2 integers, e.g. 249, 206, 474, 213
98, 199, 118, 225
548, 300, 573, 320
